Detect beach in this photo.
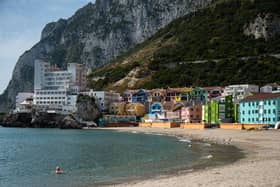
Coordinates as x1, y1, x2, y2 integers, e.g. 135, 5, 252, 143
103, 127, 280, 187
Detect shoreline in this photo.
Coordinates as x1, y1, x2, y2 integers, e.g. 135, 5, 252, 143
95, 127, 280, 187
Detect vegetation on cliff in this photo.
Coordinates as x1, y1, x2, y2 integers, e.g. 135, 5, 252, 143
88, 0, 280, 91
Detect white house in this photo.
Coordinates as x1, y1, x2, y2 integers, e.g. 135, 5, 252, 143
223, 84, 259, 102
15, 92, 34, 113
81, 90, 121, 112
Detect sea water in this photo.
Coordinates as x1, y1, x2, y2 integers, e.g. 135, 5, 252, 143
0, 127, 243, 187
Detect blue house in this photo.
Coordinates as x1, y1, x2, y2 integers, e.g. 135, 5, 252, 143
239, 93, 280, 127
132, 89, 149, 103
149, 103, 163, 114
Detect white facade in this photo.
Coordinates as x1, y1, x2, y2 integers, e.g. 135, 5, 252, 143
260, 85, 273, 93
33, 60, 86, 113
15, 92, 34, 112
260, 84, 280, 94
223, 84, 259, 102
81, 90, 121, 112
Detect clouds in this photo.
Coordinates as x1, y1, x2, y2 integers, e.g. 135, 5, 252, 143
0, 0, 93, 94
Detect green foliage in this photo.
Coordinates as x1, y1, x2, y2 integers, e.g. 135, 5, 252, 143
152, 0, 280, 63
142, 56, 280, 88
77, 94, 95, 103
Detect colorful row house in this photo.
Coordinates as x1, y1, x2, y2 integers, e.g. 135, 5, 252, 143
181, 105, 202, 123
202, 96, 237, 124
109, 102, 145, 117
239, 93, 280, 126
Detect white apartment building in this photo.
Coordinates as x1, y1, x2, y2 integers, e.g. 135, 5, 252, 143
33, 60, 87, 113
223, 84, 259, 102
81, 90, 121, 112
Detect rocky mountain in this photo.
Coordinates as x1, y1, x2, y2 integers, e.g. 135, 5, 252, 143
89, 0, 280, 91
0, 0, 213, 112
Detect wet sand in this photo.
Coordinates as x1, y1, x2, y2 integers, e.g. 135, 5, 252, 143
101, 127, 280, 187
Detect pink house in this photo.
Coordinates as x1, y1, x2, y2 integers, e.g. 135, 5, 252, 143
181, 105, 202, 123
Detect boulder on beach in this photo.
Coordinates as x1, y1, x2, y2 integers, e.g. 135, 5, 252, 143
59, 116, 83, 129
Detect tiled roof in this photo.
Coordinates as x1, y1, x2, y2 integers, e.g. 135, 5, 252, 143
201, 86, 224, 90
240, 93, 280, 102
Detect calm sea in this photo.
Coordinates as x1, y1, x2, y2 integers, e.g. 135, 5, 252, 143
0, 127, 243, 187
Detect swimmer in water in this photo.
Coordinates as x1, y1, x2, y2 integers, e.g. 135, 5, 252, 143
55, 166, 63, 174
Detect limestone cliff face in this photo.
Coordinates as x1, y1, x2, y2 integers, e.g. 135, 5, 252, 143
0, 0, 213, 111
244, 13, 280, 41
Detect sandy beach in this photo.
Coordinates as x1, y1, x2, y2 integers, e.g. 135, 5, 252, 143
102, 127, 280, 187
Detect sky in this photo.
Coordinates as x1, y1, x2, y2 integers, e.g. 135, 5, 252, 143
0, 0, 94, 94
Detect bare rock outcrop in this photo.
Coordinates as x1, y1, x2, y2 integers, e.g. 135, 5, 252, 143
244, 13, 280, 41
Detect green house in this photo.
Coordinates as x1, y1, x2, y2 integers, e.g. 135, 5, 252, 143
202, 100, 219, 124
234, 103, 239, 123
202, 96, 235, 124
191, 87, 208, 104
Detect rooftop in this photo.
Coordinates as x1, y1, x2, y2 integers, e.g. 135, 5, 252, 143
240, 93, 280, 102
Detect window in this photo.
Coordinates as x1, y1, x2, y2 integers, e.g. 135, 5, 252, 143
273, 109, 276, 114
268, 101, 271, 105
268, 109, 271, 114
242, 111, 245, 115
273, 101, 276, 105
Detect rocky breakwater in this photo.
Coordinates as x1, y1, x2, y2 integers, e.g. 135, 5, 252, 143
1, 112, 32, 128
1, 112, 82, 129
